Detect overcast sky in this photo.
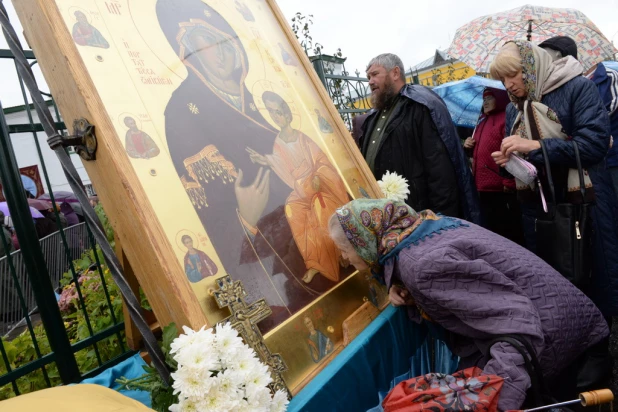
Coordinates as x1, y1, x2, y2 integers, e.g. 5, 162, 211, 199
0, 0, 616, 108
275, 0, 618, 75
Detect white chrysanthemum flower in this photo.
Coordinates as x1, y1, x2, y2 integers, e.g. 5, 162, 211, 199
270, 390, 290, 412
215, 369, 243, 399
201, 385, 239, 412
168, 396, 199, 412
227, 348, 260, 378
248, 386, 274, 412
170, 325, 212, 355
174, 344, 218, 371
171, 365, 211, 397
215, 322, 244, 358
245, 363, 273, 397
377, 171, 410, 202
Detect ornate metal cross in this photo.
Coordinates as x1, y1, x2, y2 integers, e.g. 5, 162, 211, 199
213, 275, 291, 397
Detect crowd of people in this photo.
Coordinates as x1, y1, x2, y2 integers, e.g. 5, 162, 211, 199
335, 36, 618, 410
0, 194, 98, 259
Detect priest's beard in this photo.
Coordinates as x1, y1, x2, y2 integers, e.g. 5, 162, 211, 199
371, 77, 398, 111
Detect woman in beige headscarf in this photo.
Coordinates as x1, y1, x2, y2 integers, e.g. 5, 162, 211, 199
490, 40, 617, 394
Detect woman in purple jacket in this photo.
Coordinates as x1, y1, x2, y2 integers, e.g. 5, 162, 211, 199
329, 198, 608, 411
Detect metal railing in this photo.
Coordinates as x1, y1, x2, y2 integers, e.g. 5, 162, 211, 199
0, 223, 93, 336
324, 72, 371, 130
0, 40, 132, 399
310, 56, 372, 130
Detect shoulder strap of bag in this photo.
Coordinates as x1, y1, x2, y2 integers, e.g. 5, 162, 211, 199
571, 140, 586, 202
539, 140, 556, 207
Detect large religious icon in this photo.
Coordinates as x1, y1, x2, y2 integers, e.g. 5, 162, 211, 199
20, 0, 383, 394
157, 0, 354, 331
71, 9, 109, 48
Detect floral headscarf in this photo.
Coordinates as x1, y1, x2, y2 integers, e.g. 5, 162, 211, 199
506, 40, 581, 107
334, 199, 440, 272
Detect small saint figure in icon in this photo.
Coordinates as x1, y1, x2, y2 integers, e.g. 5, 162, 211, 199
123, 116, 161, 160
304, 316, 333, 363
182, 235, 218, 283
72, 10, 110, 49
315, 109, 334, 134
278, 43, 297, 67
235, 0, 255, 22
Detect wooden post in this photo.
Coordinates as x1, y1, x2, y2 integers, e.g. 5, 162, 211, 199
114, 234, 143, 350
11, 0, 208, 331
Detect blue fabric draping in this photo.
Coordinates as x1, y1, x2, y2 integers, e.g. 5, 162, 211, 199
433, 76, 505, 128
79, 352, 152, 408
288, 305, 457, 412
78, 308, 457, 412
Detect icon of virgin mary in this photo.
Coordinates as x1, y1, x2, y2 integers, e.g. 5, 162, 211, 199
156, 0, 340, 332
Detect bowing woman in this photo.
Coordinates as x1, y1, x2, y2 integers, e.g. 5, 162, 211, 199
328, 198, 608, 411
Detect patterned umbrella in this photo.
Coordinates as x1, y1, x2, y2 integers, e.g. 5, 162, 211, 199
448, 5, 617, 73
433, 76, 505, 128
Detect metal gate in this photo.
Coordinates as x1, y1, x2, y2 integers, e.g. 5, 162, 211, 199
0, 47, 132, 400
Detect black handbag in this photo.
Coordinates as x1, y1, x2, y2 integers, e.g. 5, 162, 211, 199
535, 140, 593, 287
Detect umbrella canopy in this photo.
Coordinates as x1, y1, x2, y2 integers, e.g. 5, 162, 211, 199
27, 198, 53, 211
0, 202, 45, 219
433, 76, 506, 128
38, 191, 79, 203
448, 5, 617, 73
21, 175, 37, 197
604, 61, 618, 72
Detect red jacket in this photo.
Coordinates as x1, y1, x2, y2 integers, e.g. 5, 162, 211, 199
472, 109, 515, 192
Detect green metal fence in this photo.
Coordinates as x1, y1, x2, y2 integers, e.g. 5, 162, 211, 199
310, 54, 372, 130
0, 48, 133, 400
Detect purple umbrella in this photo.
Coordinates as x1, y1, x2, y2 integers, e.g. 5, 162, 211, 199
38, 191, 79, 203
0, 201, 45, 219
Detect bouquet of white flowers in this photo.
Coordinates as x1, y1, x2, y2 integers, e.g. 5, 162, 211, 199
169, 323, 288, 412
377, 171, 410, 202
117, 323, 288, 412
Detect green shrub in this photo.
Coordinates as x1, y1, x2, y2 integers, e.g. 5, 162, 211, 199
0, 252, 126, 400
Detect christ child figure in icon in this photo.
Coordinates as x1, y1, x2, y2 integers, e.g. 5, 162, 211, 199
182, 235, 218, 283
71, 10, 110, 49
123, 116, 161, 160
247, 91, 350, 284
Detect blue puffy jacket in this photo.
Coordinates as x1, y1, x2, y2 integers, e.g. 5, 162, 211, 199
588, 62, 618, 167
506, 76, 618, 316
